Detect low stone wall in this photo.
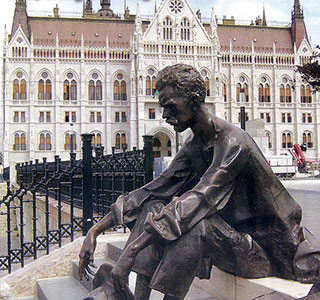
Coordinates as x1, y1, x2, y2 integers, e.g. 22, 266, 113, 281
17, 189, 82, 241
0, 183, 82, 253
0, 183, 18, 255
0, 183, 8, 237
0, 236, 85, 299
0, 233, 128, 299
192, 267, 312, 300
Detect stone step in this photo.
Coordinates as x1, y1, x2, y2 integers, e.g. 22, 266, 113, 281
71, 240, 218, 300
37, 276, 88, 300
106, 240, 217, 299
9, 297, 37, 300
72, 258, 115, 292
106, 240, 126, 263
103, 240, 312, 300
127, 272, 218, 300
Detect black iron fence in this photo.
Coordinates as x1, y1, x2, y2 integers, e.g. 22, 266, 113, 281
3, 167, 9, 182
0, 134, 153, 273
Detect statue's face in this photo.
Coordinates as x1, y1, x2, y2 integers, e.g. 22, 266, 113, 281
159, 85, 193, 132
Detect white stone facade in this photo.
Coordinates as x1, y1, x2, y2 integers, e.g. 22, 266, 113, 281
1, 0, 319, 177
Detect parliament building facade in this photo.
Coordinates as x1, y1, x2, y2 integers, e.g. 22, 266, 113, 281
1, 0, 318, 172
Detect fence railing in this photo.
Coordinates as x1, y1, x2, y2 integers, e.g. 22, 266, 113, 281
0, 134, 153, 273
3, 167, 9, 182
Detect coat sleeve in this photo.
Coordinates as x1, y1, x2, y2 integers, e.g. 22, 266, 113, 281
144, 133, 250, 241
110, 141, 196, 225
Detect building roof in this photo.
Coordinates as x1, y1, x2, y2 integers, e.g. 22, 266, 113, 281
29, 17, 148, 48
215, 25, 294, 54
29, 15, 294, 54
10, 0, 308, 54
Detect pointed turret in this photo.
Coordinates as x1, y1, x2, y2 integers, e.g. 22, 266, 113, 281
135, 4, 142, 36
291, 0, 308, 48
134, 3, 143, 52
83, 0, 93, 15
97, 0, 118, 18
262, 5, 267, 26
11, 0, 29, 41
292, 0, 303, 20
210, 7, 220, 51
3, 25, 8, 57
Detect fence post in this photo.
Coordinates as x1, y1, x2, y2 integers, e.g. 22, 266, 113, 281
143, 135, 153, 184
81, 133, 94, 236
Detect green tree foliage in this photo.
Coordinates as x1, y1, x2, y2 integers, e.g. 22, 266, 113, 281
297, 46, 320, 92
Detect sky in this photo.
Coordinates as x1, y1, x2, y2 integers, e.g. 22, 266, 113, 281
0, 0, 319, 52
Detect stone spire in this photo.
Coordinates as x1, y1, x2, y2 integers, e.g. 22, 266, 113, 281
11, 0, 29, 40
292, 0, 304, 20
262, 5, 267, 26
210, 7, 220, 51
291, 0, 308, 47
84, 0, 93, 15
97, 0, 118, 18
100, 0, 111, 11
134, 3, 142, 36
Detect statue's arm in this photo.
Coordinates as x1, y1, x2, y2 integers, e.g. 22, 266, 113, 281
79, 144, 193, 280
121, 144, 194, 224
111, 230, 155, 299
79, 211, 115, 280
144, 134, 249, 241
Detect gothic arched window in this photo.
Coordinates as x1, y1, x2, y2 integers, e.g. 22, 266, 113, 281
146, 69, 157, 96
163, 17, 173, 40
89, 73, 103, 101
63, 72, 77, 101
64, 133, 77, 151
13, 72, 27, 100
120, 81, 127, 100
13, 132, 26, 151
281, 132, 292, 149
39, 132, 52, 150
115, 132, 127, 150
259, 82, 270, 103
303, 131, 313, 148
92, 132, 102, 147
205, 77, 210, 96
114, 73, 127, 101
236, 78, 249, 102
266, 131, 272, 149
180, 18, 190, 41
300, 84, 312, 103
113, 80, 120, 100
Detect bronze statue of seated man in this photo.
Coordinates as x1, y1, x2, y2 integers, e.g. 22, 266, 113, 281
79, 64, 320, 300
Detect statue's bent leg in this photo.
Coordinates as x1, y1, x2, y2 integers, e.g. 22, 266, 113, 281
134, 273, 152, 300
123, 200, 167, 299
200, 214, 272, 278
150, 214, 273, 299
163, 296, 182, 300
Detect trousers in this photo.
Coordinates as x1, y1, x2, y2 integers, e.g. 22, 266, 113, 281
124, 200, 272, 298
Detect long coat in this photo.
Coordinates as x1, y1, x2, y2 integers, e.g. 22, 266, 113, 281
111, 117, 320, 283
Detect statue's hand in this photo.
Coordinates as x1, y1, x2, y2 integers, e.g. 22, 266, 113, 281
79, 230, 97, 281
111, 245, 136, 300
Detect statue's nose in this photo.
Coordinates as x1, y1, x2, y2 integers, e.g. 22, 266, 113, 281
162, 108, 170, 119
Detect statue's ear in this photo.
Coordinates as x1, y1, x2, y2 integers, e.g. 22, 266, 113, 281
190, 95, 200, 112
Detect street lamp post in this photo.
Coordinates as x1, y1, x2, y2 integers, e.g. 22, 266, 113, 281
70, 123, 74, 153
240, 89, 246, 131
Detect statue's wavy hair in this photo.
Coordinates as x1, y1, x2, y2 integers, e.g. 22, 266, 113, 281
156, 64, 206, 110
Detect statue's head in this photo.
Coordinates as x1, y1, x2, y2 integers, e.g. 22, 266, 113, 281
156, 64, 207, 132
156, 64, 206, 111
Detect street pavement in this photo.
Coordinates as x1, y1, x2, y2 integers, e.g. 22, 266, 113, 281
1, 179, 320, 261
283, 179, 320, 240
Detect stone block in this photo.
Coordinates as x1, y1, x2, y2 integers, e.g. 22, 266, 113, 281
37, 276, 88, 300
192, 267, 312, 300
